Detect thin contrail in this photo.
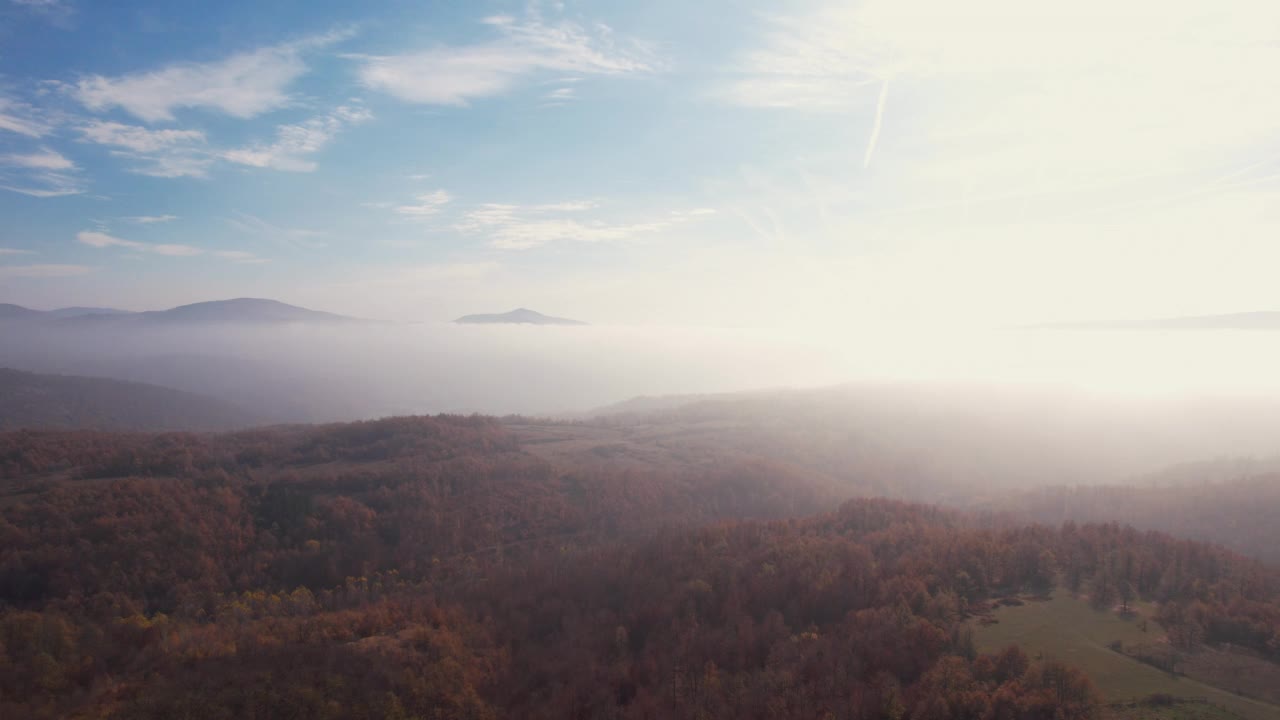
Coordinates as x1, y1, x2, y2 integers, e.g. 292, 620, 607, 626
863, 78, 889, 169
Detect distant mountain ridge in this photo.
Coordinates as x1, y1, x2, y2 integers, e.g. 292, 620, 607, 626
0, 303, 45, 320
455, 308, 586, 325
47, 306, 134, 318
0, 367, 260, 431
1032, 311, 1280, 330
0, 298, 357, 325
133, 298, 356, 324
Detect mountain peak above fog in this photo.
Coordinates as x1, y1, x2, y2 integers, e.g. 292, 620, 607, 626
48, 307, 133, 318
0, 303, 44, 319
0, 298, 357, 325
455, 308, 587, 325
145, 298, 356, 324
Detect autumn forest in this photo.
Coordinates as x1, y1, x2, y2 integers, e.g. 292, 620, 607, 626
1, 409, 1278, 719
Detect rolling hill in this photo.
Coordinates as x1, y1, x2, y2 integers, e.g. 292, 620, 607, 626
0, 367, 259, 431
0, 298, 357, 326
135, 297, 357, 324
455, 307, 587, 325
0, 303, 46, 321
46, 307, 134, 318
992, 474, 1280, 565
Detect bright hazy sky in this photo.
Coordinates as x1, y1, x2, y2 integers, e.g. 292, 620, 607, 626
1, 0, 1278, 328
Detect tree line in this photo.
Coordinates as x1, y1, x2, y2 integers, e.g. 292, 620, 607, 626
1, 416, 1277, 718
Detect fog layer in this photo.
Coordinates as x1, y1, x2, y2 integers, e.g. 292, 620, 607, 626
1, 320, 1277, 485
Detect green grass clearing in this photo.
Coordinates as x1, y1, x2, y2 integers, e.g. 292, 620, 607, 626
971, 591, 1280, 720
1106, 699, 1250, 720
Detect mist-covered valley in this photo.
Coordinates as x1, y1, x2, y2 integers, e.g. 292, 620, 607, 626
8, 304, 1280, 718
6, 299, 1280, 496
9, 300, 1280, 414
8, 0, 1280, 715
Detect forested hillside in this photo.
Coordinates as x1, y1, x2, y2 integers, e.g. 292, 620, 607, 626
574, 386, 1280, 500
0, 368, 258, 432
2, 416, 1279, 718
997, 475, 1280, 565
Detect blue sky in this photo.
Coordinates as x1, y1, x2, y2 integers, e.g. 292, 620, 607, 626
2, 0, 1279, 326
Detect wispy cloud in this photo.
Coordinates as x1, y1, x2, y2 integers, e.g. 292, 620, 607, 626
355, 261, 500, 286
120, 214, 179, 224
0, 182, 82, 198
225, 212, 325, 249
382, 190, 715, 249
131, 153, 215, 179
78, 120, 211, 177
0, 97, 52, 137
0, 263, 93, 279
76, 230, 202, 256
8, 0, 74, 24
213, 250, 270, 264
724, 6, 887, 110
9, 0, 70, 11
456, 200, 711, 250
69, 32, 346, 122
726, 0, 1280, 190
0, 147, 83, 196
222, 104, 371, 172
543, 87, 576, 102
80, 121, 205, 152
394, 189, 453, 217
81, 103, 366, 177
148, 244, 203, 256
16, 91, 386, 191
76, 229, 266, 263
0, 247, 36, 255
354, 12, 654, 106
3, 148, 74, 170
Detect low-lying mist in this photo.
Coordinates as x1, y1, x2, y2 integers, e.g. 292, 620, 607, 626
4, 319, 1280, 487
3, 321, 860, 419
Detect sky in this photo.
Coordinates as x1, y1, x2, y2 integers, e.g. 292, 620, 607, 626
1, 0, 1279, 328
